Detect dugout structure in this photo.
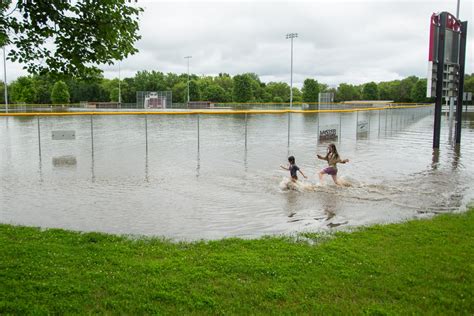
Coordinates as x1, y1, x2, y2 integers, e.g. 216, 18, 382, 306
137, 91, 172, 109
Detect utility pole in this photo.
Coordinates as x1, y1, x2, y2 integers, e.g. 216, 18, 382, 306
184, 56, 192, 103
286, 33, 298, 109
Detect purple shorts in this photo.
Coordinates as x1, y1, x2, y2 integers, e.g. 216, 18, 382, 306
322, 167, 338, 175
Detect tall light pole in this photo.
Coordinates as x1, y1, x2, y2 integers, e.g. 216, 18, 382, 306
184, 56, 192, 103
286, 33, 298, 109
2, 46, 8, 113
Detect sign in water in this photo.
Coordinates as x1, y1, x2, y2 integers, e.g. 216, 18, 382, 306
52, 130, 75, 140
319, 124, 339, 141
357, 120, 369, 134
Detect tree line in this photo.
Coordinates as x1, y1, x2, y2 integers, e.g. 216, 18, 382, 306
1, 72, 473, 105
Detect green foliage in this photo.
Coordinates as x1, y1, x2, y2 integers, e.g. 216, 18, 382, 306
302, 78, 319, 102
2, 1, 142, 78
362, 82, 378, 100
189, 80, 201, 101
9, 76, 37, 103
109, 87, 120, 102
233, 74, 253, 102
0, 210, 472, 314
273, 96, 283, 103
0, 80, 5, 104
336, 83, 360, 102
4, 71, 441, 105
411, 79, 428, 103
202, 84, 227, 102
464, 74, 474, 94
50, 81, 70, 104
265, 82, 290, 102
172, 81, 187, 103
291, 87, 302, 102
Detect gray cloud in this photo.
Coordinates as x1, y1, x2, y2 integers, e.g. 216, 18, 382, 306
4, 0, 473, 88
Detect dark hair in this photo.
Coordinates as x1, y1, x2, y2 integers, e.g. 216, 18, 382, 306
327, 143, 339, 160
288, 156, 295, 164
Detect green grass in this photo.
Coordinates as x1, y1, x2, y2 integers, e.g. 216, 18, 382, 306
1, 210, 473, 315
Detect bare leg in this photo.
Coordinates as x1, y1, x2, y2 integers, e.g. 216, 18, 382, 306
331, 174, 339, 185
319, 171, 325, 183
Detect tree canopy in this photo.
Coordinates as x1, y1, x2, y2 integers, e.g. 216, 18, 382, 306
51, 80, 70, 104
5, 70, 467, 105
1, 0, 142, 78
302, 79, 319, 102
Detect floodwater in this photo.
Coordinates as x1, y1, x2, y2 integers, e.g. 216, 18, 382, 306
1, 107, 473, 240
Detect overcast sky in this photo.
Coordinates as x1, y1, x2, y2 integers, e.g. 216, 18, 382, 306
3, 0, 473, 88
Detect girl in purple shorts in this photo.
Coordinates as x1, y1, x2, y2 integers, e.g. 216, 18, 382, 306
316, 143, 349, 185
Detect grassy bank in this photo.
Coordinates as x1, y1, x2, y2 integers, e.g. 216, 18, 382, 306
1, 210, 473, 315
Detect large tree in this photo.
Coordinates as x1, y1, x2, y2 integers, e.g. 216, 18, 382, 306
232, 74, 253, 102
265, 82, 290, 102
336, 83, 360, 102
1, 0, 142, 78
9, 76, 37, 103
51, 80, 70, 104
411, 79, 427, 103
362, 82, 378, 100
301, 78, 319, 102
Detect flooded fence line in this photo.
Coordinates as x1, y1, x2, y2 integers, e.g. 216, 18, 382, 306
2, 105, 434, 162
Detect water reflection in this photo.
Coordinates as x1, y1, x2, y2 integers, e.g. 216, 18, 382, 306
1, 107, 473, 240
52, 155, 77, 167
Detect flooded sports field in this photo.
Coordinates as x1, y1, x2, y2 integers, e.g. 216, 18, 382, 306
1, 107, 473, 240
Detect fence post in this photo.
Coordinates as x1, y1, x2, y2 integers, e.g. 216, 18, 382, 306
245, 112, 248, 149
145, 114, 148, 154
90, 115, 94, 157
197, 113, 200, 152
378, 109, 381, 136
339, 112, 342, 143
37, 116, 42, 160
287, 112, 291, 148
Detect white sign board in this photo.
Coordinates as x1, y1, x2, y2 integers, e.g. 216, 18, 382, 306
357, 120, 369, 134
463, 92, 472, 101
319, 124, 339, 141
52, 130, 75, 140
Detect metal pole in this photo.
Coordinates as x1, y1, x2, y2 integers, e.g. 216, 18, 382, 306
90, 115, 94, 156
286, 33, 297, 109
37, 116, 41, 159
339, 112, 342, 143
244, 113, 248, 149
378, 109, 381, 136
197, 114, 200, 151
2, 46, 8, 113
145, 114, 148, 154
390, 108, 393, 134
356, 110, 359, 134
455, 21, 467, 144
433, 12, 447, 149
449, 97, 454, 137
290, 37, 294, 109
185, 56, 192, 103
456, 0, 460, 18
287, 112, 290, 148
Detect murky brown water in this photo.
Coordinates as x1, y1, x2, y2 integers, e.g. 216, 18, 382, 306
1, 108, 473, 240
